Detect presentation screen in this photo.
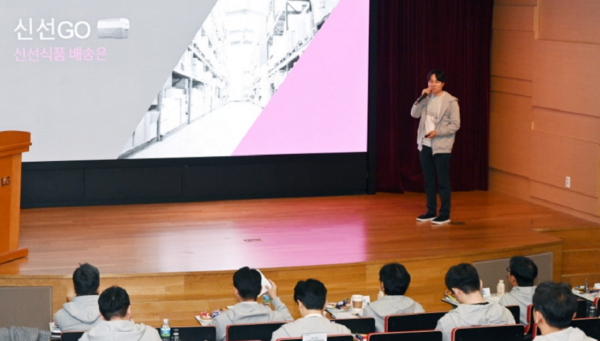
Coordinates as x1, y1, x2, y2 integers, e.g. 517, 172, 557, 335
1, 0, 369, 162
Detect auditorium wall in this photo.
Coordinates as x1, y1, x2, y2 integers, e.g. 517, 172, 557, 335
489, 0, 600, 224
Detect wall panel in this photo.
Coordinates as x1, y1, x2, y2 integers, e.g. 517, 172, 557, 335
489, 168, 531, 201
490, 92, 532, 177
492, 31, 535, 80
491, 77, 533, 97
538, 0, 600, 44
533, 40, 600, 118
529, 132, 599, 198
531, 181, 599, 216
493, 5, 535, 31
534, 107, 600, 145
490, 0, 600, 222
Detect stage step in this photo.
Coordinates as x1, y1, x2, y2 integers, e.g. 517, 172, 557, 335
562, 249, 600, 270
542, 228, 600, 251
541, 227, 600, 287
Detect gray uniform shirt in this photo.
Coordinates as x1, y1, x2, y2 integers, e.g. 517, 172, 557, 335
79, 320, 161, 341
498, 286, 536, 325
534, 327, 597, 341
212, 299, 293, 341
361, 295, 425, 332
435, 302, 515, 341
271, 315, 351, 341
54, 295, 101, 332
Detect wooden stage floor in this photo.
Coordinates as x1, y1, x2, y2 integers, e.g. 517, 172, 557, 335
2, 191, 599, 325
2, 191, 597, 276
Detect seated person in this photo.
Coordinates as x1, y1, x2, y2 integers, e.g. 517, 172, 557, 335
436, 263, 515, 341
54, 263, 101, 331
362, 263, 425, 332
80, 286, 160, 341
499, 255, 538, 325
271, 279, 351, 340
213, 266, 293, 341
533, 281, 596, 341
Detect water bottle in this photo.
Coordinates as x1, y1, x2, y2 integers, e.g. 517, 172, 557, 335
585, 279, 590, 294
589, 304, 597, 317
263, 294, 271, 307
160, 319, 171, 341
497, 279, 505, 296
172, 328, 180, 341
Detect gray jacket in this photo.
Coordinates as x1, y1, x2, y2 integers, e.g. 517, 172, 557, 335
361, 295, 425, 332
270, 315, 351, 341
78, 320, 161, 341
212, 299, 293, 341
55, 295, 101, 331
435, 303, 515, 341
0, 327, 50, 341
534, 327, 597, 341
498, 286, 536, 325
410, 92, 460, 155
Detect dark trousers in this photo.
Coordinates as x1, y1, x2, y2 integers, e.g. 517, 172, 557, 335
419, 146, 452, 217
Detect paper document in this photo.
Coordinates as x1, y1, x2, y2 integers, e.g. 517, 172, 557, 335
257, 269, 273, 296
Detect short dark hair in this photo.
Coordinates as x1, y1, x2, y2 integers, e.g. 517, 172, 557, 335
98, 286, 130, 320
509, 256, 538, 287
427, 69, 446, 83
379, 263, 411, 295
294, 279, 327, 310
233, 266, 261, 300
445, 263, 480, 294
533, 282, 577, 329
73, 263, 100, 296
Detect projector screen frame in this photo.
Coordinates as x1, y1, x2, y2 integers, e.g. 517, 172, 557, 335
20, 0, 379, 208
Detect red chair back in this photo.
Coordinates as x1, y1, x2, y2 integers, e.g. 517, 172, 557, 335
385, 312, 447, 332
451, 324, 524, 341
524, 304, 534, 335
368, 330, 442, 341
572, 317, 600, 340
276, 336, 353, 341
60, 331, 84, 341
227, 322, 286, 341
332, 317, 375, 334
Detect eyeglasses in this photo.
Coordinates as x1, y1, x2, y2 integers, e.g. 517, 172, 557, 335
506, 267, 511, 273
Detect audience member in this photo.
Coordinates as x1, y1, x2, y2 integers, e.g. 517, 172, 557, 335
212, 266, 293, 341
436, 263, 515, 341
362, 263, 424, 332
54, 263, 101, 331
499, 256, 538, 325
271, 279, 351, 340
79, 286, 160, 341
533, 282, 596, 341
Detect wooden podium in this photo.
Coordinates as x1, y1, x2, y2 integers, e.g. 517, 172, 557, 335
0, 131, 31, 265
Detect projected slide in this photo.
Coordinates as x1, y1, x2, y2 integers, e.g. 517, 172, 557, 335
0, 0, 369, 162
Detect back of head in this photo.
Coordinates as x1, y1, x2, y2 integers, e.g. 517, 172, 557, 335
533, 281, 577, 329
73, 263, 100, 296
509, 256, 538, 286
445, 263, 480, 294
233, 266, 261, 300
379, 263, 411, 296
294, 279, 327, 310
98, 286, 130, 321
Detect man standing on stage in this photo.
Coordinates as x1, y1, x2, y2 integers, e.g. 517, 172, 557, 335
411, 69, 460, 224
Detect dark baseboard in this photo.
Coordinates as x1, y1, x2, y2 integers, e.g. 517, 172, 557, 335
21, 153, 368, 208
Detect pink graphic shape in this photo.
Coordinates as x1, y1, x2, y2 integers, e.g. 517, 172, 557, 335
233, 0, 369, 156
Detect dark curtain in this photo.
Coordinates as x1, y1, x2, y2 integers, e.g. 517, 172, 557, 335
376, 0, 493, 193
